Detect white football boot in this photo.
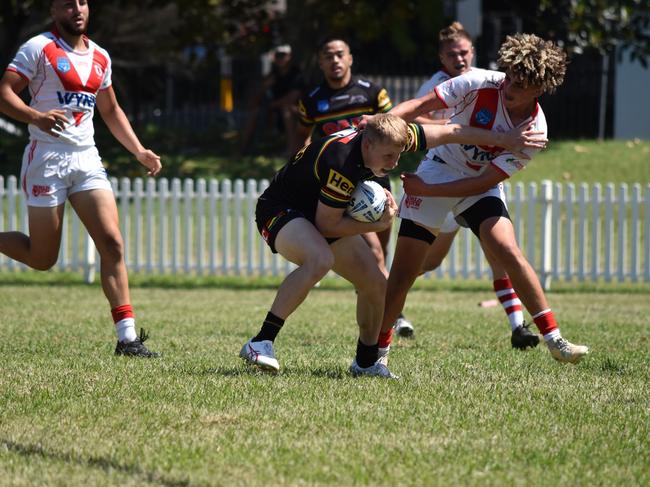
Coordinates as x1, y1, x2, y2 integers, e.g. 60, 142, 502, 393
239, 339, 280, 372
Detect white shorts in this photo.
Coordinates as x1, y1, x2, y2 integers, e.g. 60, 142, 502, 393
439, 212, 460, 233
20, 141, 112, 207
398, 157, 506, 231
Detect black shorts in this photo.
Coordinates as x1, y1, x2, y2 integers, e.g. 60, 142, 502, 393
456, 196, 511, 238
397, 218, 436, 245
256, 199, 339, 253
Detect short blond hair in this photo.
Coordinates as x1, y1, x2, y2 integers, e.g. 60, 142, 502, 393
364, 113, 408, 147
497, 33, 567, 93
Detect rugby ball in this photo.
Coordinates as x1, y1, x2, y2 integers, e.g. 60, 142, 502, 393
347, 180, 387, 222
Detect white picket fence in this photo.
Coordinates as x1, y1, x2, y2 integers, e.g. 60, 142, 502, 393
1, 175, 649, 287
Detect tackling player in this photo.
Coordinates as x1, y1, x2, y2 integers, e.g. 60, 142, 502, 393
379, 34, 589, 364
396, 22, 539, 350
0, 0, 161, 356
239, 112, 547, 378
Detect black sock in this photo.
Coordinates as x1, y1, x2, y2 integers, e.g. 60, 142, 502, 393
252, 311, 285, 343
355, 339, 379, 368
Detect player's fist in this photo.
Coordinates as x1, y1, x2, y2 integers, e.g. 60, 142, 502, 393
35, 109, 69, 136
136, 149, 162, 176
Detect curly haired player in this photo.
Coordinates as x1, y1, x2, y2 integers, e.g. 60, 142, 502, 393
378, 33, 588, 365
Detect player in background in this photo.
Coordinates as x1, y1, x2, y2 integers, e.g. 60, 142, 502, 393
398, 22, 539, 350
239, 113, 547, 378
0, 0, 161, 356
377, 33, 588, 365
296, 36, 413, 333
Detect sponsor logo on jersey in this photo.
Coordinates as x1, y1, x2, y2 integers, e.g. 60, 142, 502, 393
31, 184, 51, 197
475, 108, 493, 126
317, 100, 330, 112
331, 94, 350, 102
404, 195, 422, 209
56, 57, 71, 73
56, 91, 96, 108
349, 94, 369, 104
326, 169, 354, 196
94, 62, 104, 77
358, 80, 370, 88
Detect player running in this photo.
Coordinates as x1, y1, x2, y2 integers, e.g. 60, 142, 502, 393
0, 0, 161, 356
239, 113, 546, 378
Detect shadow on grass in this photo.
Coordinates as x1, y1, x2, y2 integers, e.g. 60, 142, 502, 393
1, 439, 204, 487
177, 364, 348, 379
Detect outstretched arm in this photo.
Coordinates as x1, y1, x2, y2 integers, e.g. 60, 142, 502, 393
421, 123, 546, 159
96, 86, 161, 176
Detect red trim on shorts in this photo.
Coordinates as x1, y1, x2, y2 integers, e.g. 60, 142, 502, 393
22, 140, 38, 194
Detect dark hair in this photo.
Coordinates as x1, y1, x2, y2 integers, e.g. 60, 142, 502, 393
316, 36, 350, 54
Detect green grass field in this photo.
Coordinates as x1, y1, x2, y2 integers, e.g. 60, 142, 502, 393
1, 278, 648, 486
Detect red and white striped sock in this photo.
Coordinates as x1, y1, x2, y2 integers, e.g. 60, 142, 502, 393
493, 277, 524, 330
111, 304, 137, 342
532, 308, 561, 341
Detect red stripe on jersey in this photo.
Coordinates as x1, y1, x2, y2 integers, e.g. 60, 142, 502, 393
42, 40, 106, 94
87, 49, 108, 92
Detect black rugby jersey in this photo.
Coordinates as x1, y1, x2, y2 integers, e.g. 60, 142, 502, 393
259, 123, 426, 221
297, 76, 392, 140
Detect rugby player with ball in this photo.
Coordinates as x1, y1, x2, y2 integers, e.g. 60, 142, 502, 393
240, 113, 545, 378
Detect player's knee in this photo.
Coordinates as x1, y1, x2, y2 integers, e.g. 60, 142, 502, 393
305, 251, 334, 280
421, 256, 443, 273
30, 255, 58, 271
96, 233, 125, 262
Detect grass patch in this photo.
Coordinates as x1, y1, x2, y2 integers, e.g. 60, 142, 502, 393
0, 283, 648, 486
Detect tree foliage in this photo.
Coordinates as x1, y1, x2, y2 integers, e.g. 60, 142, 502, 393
538, 0, 650, 66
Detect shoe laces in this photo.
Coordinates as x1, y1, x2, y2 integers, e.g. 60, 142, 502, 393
137, 327, 150, 344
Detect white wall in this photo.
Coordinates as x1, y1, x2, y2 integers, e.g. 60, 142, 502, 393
614, 51, 650, 139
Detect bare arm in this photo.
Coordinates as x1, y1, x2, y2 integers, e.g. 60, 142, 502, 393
314, 190, 397, 238
401, 165, 506, 198
389, 91, 448, 121
96, 86, 161, 176
421, 123, 546, 159
0, 70, 69, 136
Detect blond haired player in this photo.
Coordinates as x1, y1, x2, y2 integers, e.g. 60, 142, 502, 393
239, 113, 546, 378
0, 0, 160, 356
379, 34, 588, 364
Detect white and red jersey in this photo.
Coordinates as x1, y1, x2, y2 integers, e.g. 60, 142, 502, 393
416, 67, 490, 120
7, 29, 112, 146
428, 69, 547, 178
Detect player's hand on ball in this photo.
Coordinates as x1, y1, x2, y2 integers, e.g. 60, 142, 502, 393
378, 189, 398, 227
501, 123, 547, 160
136, 149, 162, 176
400, 172, 429, 196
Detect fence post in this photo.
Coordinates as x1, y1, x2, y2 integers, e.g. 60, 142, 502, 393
83, 231, 96, 283
540, 180, 553, 290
